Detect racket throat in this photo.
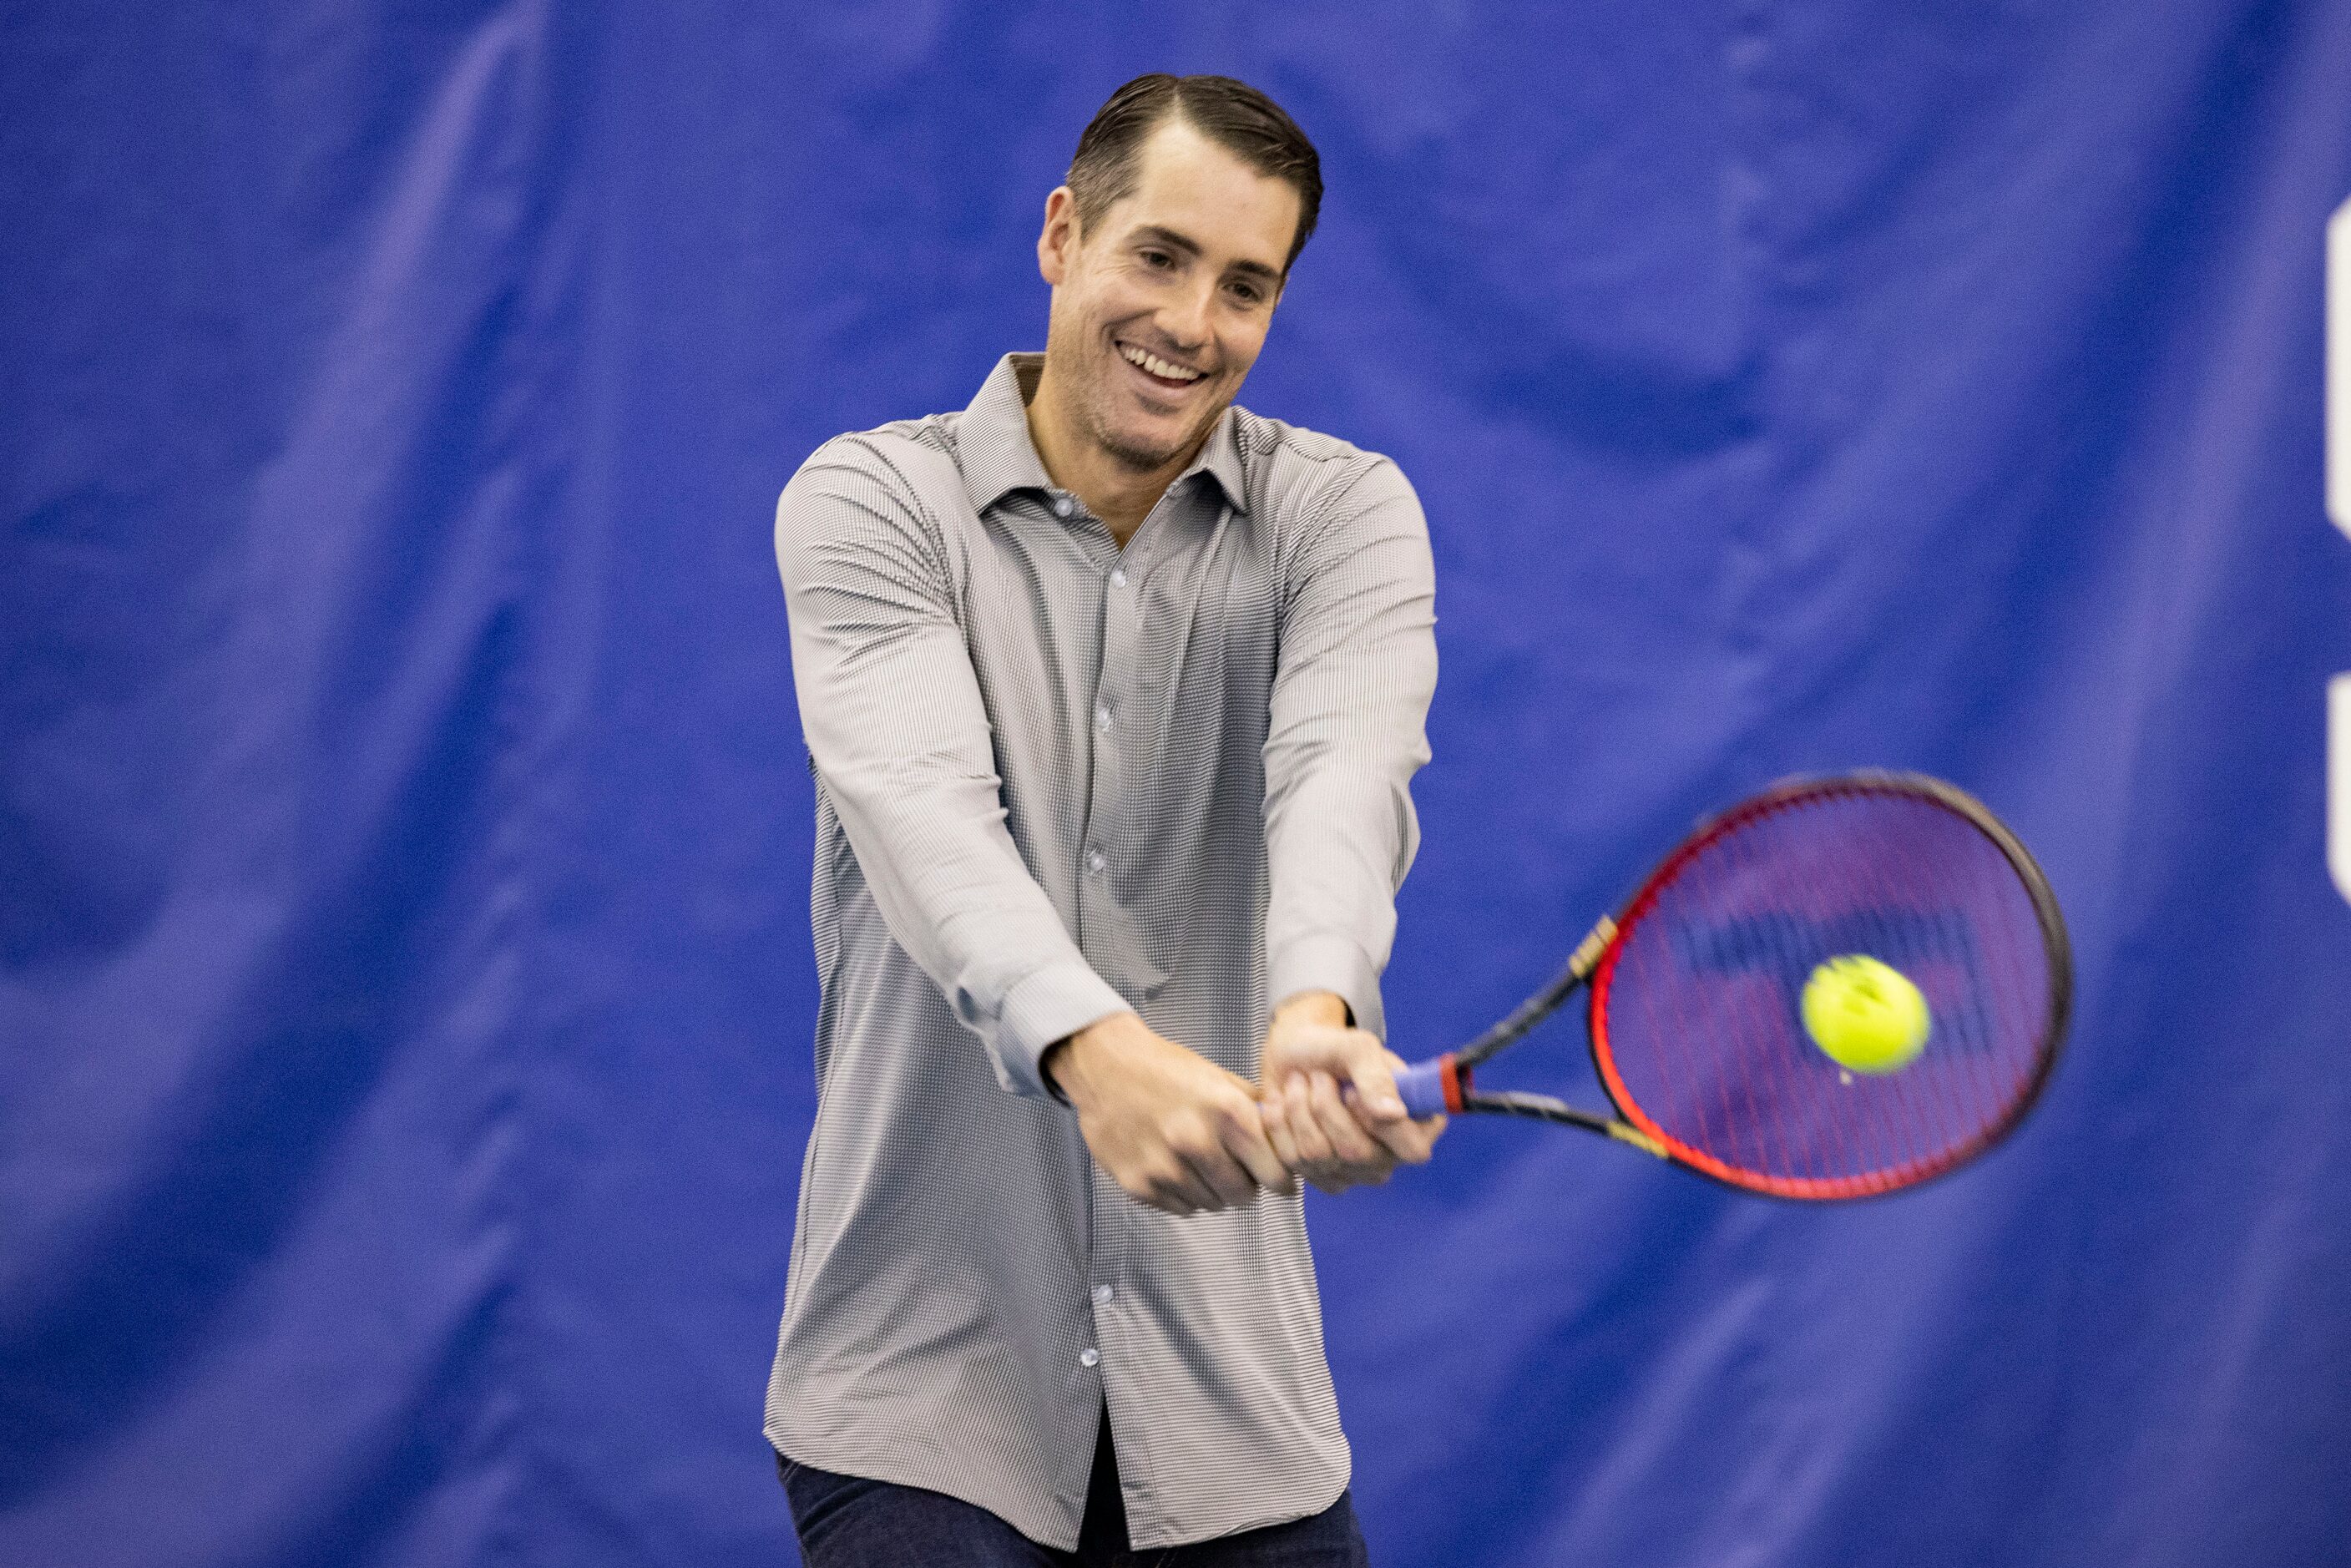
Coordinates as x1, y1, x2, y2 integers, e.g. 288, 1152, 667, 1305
1604, 1122, 1668, 1158
1438, 1053, 1470, 1114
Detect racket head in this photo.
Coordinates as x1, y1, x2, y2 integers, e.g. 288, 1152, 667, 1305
1589, 773, 2071, 1200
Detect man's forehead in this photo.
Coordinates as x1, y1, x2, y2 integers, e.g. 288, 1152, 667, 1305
1110, 121, 1299, 270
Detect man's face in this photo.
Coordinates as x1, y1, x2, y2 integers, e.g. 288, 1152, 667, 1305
1038, 119, 1301, 473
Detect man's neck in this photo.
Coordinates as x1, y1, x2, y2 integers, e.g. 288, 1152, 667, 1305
1024, 362, 1203, 549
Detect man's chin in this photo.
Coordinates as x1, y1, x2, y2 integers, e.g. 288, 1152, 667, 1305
1099, 436, 1189, 472
1097, 408, 1221, 473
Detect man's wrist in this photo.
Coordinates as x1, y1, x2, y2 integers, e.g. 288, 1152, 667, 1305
1271, 989, 1351, 1030
1043, 1010, 1143, 1105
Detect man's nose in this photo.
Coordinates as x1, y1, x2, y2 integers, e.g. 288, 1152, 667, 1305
1158, 283, 1214, 352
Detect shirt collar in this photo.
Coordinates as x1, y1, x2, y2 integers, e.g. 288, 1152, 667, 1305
957, 352, 1249, 518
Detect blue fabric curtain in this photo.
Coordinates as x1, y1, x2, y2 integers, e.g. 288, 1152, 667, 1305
6, 4, 2348, 1564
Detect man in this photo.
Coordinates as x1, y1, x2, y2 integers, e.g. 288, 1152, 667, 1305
768, 74, 1443, 1565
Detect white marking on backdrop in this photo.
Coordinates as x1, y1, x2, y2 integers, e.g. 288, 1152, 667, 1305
2329, 198, 2350, 904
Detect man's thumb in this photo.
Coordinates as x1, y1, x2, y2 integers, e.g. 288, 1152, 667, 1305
1339, 1036, 1405, 1120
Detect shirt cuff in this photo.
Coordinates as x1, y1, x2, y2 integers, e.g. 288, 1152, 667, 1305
993, 961, 1133, 1100
1269, 933, 1386, 1042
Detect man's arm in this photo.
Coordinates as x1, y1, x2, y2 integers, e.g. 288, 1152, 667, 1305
776, 442, 1127, 1096
775, 442, 1286, 1211
1256, 458, 1444, 1189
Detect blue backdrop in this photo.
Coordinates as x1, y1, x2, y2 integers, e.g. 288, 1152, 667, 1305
7, 4, 2350, 1565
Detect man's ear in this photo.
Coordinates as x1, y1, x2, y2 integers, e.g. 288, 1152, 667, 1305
1038, 186, 1079, 286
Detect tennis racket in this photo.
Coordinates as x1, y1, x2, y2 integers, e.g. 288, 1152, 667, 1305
1393, 772, 2070, 1200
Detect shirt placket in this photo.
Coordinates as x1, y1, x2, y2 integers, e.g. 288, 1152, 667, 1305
1067, 487, 1178, 1529
1055, 490, 1133, 971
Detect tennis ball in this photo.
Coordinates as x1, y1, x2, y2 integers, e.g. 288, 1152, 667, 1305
1801, 955, 1930, 1074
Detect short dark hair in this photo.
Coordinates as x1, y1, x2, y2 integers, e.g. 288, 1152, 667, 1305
1066, 74, 1322, 274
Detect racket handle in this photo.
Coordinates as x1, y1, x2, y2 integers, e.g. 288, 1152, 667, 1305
1393, 1055, 1459, 1119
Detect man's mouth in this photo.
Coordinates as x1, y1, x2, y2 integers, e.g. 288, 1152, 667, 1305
1118, 341, 1206, 387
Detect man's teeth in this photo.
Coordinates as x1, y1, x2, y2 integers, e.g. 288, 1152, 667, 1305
1120, 344, 1203, 382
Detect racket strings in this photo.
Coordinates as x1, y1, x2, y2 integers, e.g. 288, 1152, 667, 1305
1716, 810, 1804, 1178
1853, 803, 1963, 1178
1843, 803, 1936, 1176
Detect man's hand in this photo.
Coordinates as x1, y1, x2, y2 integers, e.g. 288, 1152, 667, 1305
1044, 1012, 1295, 1216
1257, 992, 1444, 1195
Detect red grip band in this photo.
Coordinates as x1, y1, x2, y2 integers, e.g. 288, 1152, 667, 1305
1438, 1055, 1467, 1114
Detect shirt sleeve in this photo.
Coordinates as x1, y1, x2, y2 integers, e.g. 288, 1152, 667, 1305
1261, 457, 1439, 1042
775, 440, 1130, 1098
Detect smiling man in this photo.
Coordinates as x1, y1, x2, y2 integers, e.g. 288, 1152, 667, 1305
767, 74, 1443, 1566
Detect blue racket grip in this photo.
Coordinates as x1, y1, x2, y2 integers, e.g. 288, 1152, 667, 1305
1391, 1056, 1455, 1120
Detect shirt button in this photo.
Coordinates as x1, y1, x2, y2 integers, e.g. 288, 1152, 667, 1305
1094, 702, 1112, 731
1053, 496, 1074, 518
1092, 1283, 1115, 1306
1085, 848, 1106, 874
1110, 567, 1128, 588
1079, 1347, 1100, 1368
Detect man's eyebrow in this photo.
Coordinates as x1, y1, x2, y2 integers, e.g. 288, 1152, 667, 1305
1130, 225, 1283, 285
1130, 225, 1203, 258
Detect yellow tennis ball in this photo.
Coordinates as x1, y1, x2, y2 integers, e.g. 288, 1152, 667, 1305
1801, 954, 1931, 1074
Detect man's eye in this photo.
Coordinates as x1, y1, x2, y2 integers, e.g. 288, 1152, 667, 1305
1140, 250, 1173, 269
1228, 282, 1263, 306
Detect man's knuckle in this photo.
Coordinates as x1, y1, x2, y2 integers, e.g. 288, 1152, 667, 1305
1185, 1124, 1231, 1161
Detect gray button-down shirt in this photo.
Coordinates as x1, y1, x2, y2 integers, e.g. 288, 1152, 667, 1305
766, 354, 1437, 1550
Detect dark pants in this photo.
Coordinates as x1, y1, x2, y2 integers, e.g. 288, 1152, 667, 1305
778, 1410, 1370, 1566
